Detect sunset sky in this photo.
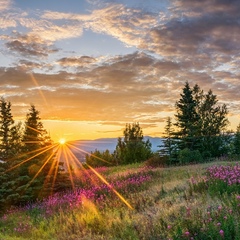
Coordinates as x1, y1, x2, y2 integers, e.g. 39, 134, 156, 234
0, 0, 240, 142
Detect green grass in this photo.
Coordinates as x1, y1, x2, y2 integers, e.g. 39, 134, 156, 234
0, 161, 239, 239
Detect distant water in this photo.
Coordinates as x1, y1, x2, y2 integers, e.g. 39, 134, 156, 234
68, 137, 163, 162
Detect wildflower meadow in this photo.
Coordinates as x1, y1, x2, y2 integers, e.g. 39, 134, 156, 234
0, 161, 239, 239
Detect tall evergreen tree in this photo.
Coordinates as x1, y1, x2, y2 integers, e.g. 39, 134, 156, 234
200, 90, 228, 157
114, 123, 152, 164
9, 122, 23, 158
159, 117, 177, 163
193, 86, 229, 157
175, 82, 200, 151
174, 82, 229, 160
0, 99, 23, 211
114, 137, 126, 165
0, 98, 15, 162
12, 105, 56, 203
22, 105, 51, 152
233, 123, 240, 155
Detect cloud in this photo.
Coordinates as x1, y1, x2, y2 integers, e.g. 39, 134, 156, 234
16, 60, 44, 71
173, 0, 240, 16
30, 24, 83, 42
0, 0, 12, 12
4, 11, 84, 42
57, 56, 97, 68
144, 0, 240, 59
42, 3, 159, 48
87, 6, 157, 47
1, 10, 83, 58
0, 16, 17, 29
0, 52, 180, 123
1, 0, 240, 132
1, 46, 240, 127
0, 3, 23, 29
4, 32, 59, 57
6, 39, 48, 57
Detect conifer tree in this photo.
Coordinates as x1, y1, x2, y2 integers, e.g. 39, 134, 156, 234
12, 105, 56, 203
0, 98, 15, 162
193, 87, 229, 157
175, 82, 200, 151
159, 117, 177, 162
114, 137, 126, 165
174, 82, 229, 159
22, 105, 50, 152
233, 123, 240, 155
115, 123, 152, 164
0, 99, 23, 211
9, 122, 23, 158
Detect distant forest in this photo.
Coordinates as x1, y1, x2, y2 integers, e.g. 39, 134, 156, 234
0, 82, 240, 211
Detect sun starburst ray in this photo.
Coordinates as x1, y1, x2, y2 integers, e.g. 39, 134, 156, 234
67, 142, 112, 165
6, 144, 53, 162
6, 144, 57, 172
25, 146, 59, 190
62, 144, 75, 191
64, 147, 83, 176
43, 145, 61, 195
5, 136, 134, 210
29, 72, 49, 107
26, 125, 43, 134
86, 164, 134, 210
52, 141, 133, 209
62, 144, 100, 186
50, 149, 62, 194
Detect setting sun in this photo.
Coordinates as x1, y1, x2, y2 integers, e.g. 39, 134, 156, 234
59, 138, 66, 145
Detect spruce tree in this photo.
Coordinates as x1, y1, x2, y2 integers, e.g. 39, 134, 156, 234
193, 87, 229, 157
13, 105, 56, 203
174, 82, 229, 159
114, 137, 126, 165
9, 122, 23, 158
0, 99, 23, 211
175, 82, 200, 151
22, 105, 50, 152
0, 98, 15, 162
115, 123, 152, 164
233, 123, 240, 155
159, 117, 177, 163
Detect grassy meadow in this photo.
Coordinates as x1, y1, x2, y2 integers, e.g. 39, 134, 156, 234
0, 160, 239, 240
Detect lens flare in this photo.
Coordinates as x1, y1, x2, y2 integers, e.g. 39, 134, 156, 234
6, 138, 134, 210
59, 138, 66, 145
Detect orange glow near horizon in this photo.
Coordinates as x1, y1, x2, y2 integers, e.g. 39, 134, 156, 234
41, 119, 168, 143
40, 113, 240, 143
42, 120, 124, 142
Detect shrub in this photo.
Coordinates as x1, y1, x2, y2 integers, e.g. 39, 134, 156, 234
145, 154, 168, 167
178, 148, 203, 164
